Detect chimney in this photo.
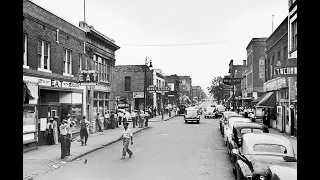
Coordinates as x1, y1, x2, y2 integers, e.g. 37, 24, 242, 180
243, 60, 247, 66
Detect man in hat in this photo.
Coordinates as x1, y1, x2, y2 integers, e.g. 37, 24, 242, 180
95, 113, 103, 132
46, 117, 55, 146
59, 119, 68, 159
120, 122, 133, 160
80, 116, 90, 146
131, 110, 136, 128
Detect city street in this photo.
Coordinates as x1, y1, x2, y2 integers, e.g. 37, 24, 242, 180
34, 114, 235, 180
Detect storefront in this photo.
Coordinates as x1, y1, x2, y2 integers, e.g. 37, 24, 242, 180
133, 92, 144, 111
23, 78, 39, 151
24, 75, 85, 146
263, 77, 288, 132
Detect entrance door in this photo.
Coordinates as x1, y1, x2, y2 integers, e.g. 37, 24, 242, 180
37, 105, 49, 146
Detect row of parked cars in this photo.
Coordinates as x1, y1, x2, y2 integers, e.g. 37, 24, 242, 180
219, 111, 297, 180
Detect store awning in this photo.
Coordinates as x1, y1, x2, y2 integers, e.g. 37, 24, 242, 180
251, 93, 267, 104
256, 91, 276, 107
23, 80, 39, 99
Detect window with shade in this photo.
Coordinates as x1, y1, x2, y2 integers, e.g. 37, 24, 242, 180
63, 49, 72, 75
283, 46, 287, 65
38, 40, 50, 71
23, 34, 27, 66
125, 76, 131, 91
291, 20, 297, 51
78, 54, 82, 72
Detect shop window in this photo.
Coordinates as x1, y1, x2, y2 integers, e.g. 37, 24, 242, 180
94, 91, 98, 98
23, 105, 37, 135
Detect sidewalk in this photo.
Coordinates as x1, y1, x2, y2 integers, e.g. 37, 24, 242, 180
268, 128, 297, 158
23, 114, 176, 180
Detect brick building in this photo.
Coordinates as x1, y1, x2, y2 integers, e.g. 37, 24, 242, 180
263, 15, 297, 136
227, 60, 247, 107
165, 75, 180, 106
114, 65, 153, 111
241, 38, 268, 102
23, 0, 119, 151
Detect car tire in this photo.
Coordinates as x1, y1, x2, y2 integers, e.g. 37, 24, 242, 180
185, 120, 187, 123
233, 166, 237, 179
197, 120, 200, 124
236, 167, 241, 180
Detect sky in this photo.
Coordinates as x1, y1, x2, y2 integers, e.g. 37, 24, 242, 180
30, 0, 288, 95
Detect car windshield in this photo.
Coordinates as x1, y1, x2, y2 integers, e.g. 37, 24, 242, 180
240, 128, 264, 134
253, 144, 288, 154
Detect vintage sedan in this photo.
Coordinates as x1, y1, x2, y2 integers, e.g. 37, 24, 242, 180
184, 107, 200, 123
223, 117, 251, 148
204, 105, 218, 118
229, 123, 269, 169
266, 162, 297, 180
219, 111, 239, 134
232, 133, 296, 180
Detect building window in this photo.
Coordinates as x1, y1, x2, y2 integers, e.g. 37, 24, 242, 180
79, 54, 82, 72
125, 76, 131, 91
23, 34, 27, 66
38, 40, 50, 71
93, 91, 110, 115
63, 49, 72, 74
283, 46, 287, 65
93, 54, 109, 82
277, 51, 281, 65
291, 20, 297, 51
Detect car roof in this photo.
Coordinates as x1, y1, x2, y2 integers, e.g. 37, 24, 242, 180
233, 122, 268, 130
242, 133, 295, 156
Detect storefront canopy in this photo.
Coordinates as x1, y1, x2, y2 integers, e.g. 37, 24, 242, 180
226, 95, 233, 102
251, 93, 267, 104
256, 91, 276, 107
23, 80, 39, 99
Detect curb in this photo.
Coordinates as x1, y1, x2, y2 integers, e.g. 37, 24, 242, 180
68, 126, 151, 162
23, 176, 33, 180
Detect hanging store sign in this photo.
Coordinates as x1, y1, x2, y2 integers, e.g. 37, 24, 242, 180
133, 92, 144, 98
147, 85, 157, 93
223, 77, 241, 85
78, 70, 98, 85
263, 77, 287, 91
259, 57, 265, 79
274, 66, 297, 77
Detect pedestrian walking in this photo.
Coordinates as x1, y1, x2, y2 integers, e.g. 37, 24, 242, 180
131, 110, 136, 128
140, 111, 146, 128
52, 117, 59, 145
136, 110, 140, 126
46, 117, 54, 146
118, 110, 124, 126
154, 107, 157, 117
104, 111, 110, 130
114, 111, 118, 128
59, 120, 68, 159
125, 109, 131, 124
80, 116, 90, 146
95, 113, 103, 132
66, 114, 75, 156
120, 122, 133, 160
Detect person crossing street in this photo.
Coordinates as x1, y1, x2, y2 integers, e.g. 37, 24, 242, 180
120, 122, 133, 160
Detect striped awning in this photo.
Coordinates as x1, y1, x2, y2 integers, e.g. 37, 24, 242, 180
256, 91, 276, 107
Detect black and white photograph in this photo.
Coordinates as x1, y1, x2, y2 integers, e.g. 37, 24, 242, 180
23, 0, 297, 179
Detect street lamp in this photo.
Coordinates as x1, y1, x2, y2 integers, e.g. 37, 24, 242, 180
144, 57, 153, 114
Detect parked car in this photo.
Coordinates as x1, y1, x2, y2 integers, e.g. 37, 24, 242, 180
229, 122, 269, 170
215, 104, 226, 117
223, 117, 251, 148
178, 104, 186, 115
204, 105, 218, 118
184, 107, 200, 124
266, 162, 297, 180
194, 106, 203, 115
232, 133, 296, 180
219, 111, 239, 134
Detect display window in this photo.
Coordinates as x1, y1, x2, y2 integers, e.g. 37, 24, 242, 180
93, 91, 110, 115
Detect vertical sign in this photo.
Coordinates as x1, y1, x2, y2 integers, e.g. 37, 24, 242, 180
259, 57, 265, 79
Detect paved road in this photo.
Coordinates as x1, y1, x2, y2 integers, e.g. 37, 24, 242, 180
35, 114, 234, 180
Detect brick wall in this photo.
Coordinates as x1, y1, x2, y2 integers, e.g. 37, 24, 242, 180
114, 65, 153, 98
23, 0, 85, 76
